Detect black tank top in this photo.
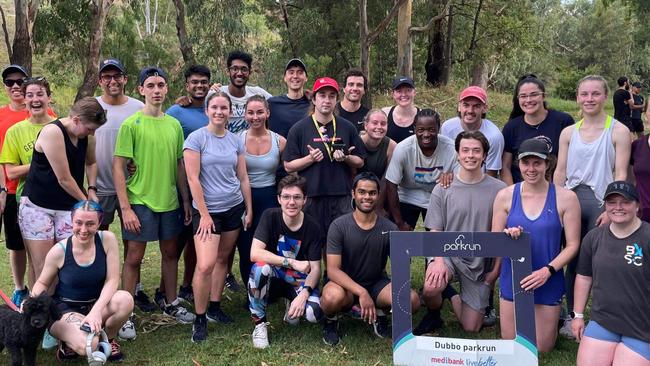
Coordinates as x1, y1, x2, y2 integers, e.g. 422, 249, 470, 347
361, 136, 390, 178
54, 232, 106, 302
386, 106, 420, 143
23, 119, 88, 210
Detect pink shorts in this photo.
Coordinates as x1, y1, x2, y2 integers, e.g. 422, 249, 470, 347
18, 197, 72, 241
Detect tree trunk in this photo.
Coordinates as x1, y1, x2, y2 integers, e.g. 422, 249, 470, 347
470, 59, 488, 88
396, 0, 412, 77
75, 0, 113, 102
172, 0, 195, 65
0, 5, 12, 61
425, 1, 451, 86
12, 0, 35, 72
279, 0, 298, 57
359, 0, 371, 107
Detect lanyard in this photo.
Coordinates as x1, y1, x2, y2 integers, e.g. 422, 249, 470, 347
311, 115, 337, 161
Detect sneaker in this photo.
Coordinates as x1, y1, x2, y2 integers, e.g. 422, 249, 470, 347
206, 307, 234, 324
154, 288, 166, 311
252, 322, 270, 349
283, 299, 299, 326
413, 310, 443, 336
373, 315, 390, 338
191, 316, 208, 343
42, 329, 58, 350
134, 290, 158, 313
178, 285, 194, 305
225, 273, 242, 292
163, 299, 196, 324
482, 308, 497, 327
118, 316, 137, 340
559, 319, 575, 339
56, 342, 78, 361
107, 339, 124, 362
11, 287, 29, 307
322, 318, 340, 346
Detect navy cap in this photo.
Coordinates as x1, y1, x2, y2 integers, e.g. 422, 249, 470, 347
604, 181, 639, 202
518, 138, 550, 160
392, 76, 415, 90
285, 58, 307, 74
138, 66, 167, 86
99, 58, 126, 74
632, 81, 642, 88
2, 64, 28, 80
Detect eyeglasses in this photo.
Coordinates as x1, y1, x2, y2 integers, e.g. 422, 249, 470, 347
3, 78, 23, 87
279, 194, 304, 202
517, 92, 544, 100
228, 66, 250, 74
100, 73, 125, 82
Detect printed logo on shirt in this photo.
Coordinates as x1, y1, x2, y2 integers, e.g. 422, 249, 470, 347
624, 242, 643, 267
23, 141, 35, 152
414, 166, 443, 185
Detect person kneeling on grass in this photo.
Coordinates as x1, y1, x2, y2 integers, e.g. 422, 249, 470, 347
320, 172, 420, 346
247, 174, 324, 349
32, 200, 133, 362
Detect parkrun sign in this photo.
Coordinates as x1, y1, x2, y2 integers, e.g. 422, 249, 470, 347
390, 231, 538, 366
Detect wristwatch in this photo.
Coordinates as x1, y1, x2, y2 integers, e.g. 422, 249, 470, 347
570, 311, 584, 319
545, 264, 557, 276
303, 286, 313, 295
282, 257, 290, 268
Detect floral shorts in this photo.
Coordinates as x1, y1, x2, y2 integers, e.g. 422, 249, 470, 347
18, 197, 72, 241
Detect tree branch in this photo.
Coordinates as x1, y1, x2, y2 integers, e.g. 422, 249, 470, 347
0, 4, 12, 61
409, 0, 452, 33
367, 0, 407, 45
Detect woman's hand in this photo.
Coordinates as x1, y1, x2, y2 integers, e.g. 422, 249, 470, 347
572, 318, 585, 342
196, 214, 215, 242
82, 309, 103, 334
503, 226, 524, 239
520, 267, 551, 291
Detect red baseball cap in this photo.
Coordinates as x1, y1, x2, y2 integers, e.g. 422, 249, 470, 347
459, 86, 488, 104
312, 77, 339, 94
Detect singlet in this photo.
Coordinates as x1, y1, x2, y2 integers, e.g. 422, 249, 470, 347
500, 183, 565, 305
386, 106, 420, 143
565, 116, 616, 203
361, 136, 390, 178
54, 232, 107, 303
242, 130, 280, 188
22, 119, 87, 211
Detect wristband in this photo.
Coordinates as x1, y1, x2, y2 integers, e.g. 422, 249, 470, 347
545, 264, 557, 276
88, 186, 98, 192
570, 311, 584, 319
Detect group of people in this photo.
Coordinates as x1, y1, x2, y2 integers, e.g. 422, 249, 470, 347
0, 50, 648, 366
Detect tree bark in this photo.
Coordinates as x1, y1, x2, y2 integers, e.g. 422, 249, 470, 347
172, 0, 195, 65
0, 5, 12, 61
396, 0, 412, 77
279, 0, 298, 58
12, 0, 39, 72
418, 0, 452, 86
470, 59, 488, 88
75, 0, 114, 102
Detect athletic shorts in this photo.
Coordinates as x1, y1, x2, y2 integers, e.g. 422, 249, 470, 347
399, 202, 428, 229
191, 201, 245, 235
304, 195, 352, 236
3, 194, 24, 250
53, 297, 96, 317
122, 204, 183, 242
584, 320, 650, 361
98, 194, 120, 228
354, 276, 391, 305
18, 196, 72, 241
436, 257, 490, 313
630, 118, 644, 133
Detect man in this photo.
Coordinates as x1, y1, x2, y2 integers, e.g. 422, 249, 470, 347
283, 77, 366, 232
335, 69, 369, 133
385, 109, 458, 232
415, 131, 505, 335
320, 172, 420, 346
113, 66, 194, 324
219, 50, 272, 134
245, 175, 323, 348
612, 76, 634, 131
630, 81, 645, 139
440, 86, 504, 177
268, 58, 310, 138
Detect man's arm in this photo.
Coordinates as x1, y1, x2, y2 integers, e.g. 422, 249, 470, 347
112, 155, 140, 233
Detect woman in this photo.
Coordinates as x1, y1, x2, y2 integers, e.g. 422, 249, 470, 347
572, 181, 650, 366
18, 96, 106, 286
630, 134, 650, 222
184, 91, 252, 343
33, 200, 133, 362
381, 76, 419, 143
502, 74, 575, 185
493, 138, 581, 352
359, 109, 396, 214
237, 95, 286, 287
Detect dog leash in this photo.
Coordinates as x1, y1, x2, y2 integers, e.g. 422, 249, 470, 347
0, 287, 19, 312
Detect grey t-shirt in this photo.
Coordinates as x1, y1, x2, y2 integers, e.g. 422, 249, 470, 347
439, 117, 504, 172
424, 175, 506, 281
385, 134, 459, 208
577, 222, 650, 342
219, 85, 272, 135
327, 213, 397, 288
183, 127, 244, 212
94, 96, 144, 195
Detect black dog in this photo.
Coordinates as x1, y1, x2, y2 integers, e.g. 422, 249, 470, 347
0, 293, 60, 366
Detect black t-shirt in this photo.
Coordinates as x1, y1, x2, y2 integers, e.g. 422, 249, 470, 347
632, 94, 644, 119
613, 88, 631, 123
254, 208, 322, 261
576, 222, 650, 342
335, 102, 369, 134
502, 109, 574, 183
327, 213, 397, 288
283, 115, 367, 197
268, 94, 311, 138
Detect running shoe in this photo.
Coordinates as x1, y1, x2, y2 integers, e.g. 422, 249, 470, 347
42, 329, 58, 350
225, 273, 242, 292
283, 299, 299, 326
373, 315, 390, 338
482, 308, 497, 327
163, 299, 196, 324
11, 287, 29, 307
206, 307, 234, 324
413, 310, 443, 336
107, 339, 124, 362
154, 288, 166, 311
118, 315, 137, 340
191, 316, 208, 343
322, 318, 340, 346
252, 322, 270, 349
133, 290, 157, 313
178, 285, 194, 305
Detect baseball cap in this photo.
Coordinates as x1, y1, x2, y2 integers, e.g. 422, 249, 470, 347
604, 181, 639, 202
459, 86, 488, 104
312, 77, 339, 93
99, 58, 126, 74
2, 64, 28, 80
517, 138, 550, 160
392, 76, 415, 90
138, 66, 167, 86
632, 81, 642, 88
285, 58, 307, 74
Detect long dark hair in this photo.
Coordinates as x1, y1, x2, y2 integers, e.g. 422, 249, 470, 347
509, 74, 548, 120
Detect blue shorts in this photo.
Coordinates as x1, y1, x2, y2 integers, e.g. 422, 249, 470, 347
584, 320, 650, 361
122, 204, 183, 242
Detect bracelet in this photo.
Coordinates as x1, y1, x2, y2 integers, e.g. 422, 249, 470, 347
87, 186, 98, 192
545, 264, 557, 276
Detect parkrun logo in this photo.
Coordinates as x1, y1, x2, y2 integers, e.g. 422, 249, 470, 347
443, 234, 482, 252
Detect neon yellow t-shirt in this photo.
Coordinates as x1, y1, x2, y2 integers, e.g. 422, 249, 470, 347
0, 119, 47, 200
114, 111, 184, 212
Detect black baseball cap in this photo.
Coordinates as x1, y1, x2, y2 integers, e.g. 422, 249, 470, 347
285, 58, 307, 74
138, 66, 167, 86
2, 64, 28, 80
632, 81, 642, 88
392, 76, 415, 90
518, 138, 550, 160
99, 58, 126, 74
604, 181, 639, 202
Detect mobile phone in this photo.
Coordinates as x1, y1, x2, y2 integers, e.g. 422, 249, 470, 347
80, 323, 92, 333
331, 142, 346, 151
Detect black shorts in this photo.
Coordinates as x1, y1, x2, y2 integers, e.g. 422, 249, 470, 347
630, 118, 644, 133
353, 276, 391, 304
54, 298, 96, 317
192, 201, 245, 235
399, 202, 427, 229
3, 194, 24, 250
304, 195, 352, 236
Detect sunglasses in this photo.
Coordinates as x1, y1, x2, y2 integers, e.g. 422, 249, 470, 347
3, 78, 24, 87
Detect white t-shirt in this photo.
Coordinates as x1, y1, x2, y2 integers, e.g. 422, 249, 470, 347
440, 117, 504, 172
219, 85, 272, 135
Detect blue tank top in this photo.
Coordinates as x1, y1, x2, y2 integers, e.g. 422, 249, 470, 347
54, 232, 107, 302
500, 183, 565, 305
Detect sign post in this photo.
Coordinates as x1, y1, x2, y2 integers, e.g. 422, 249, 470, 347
390, 231, 538, 366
